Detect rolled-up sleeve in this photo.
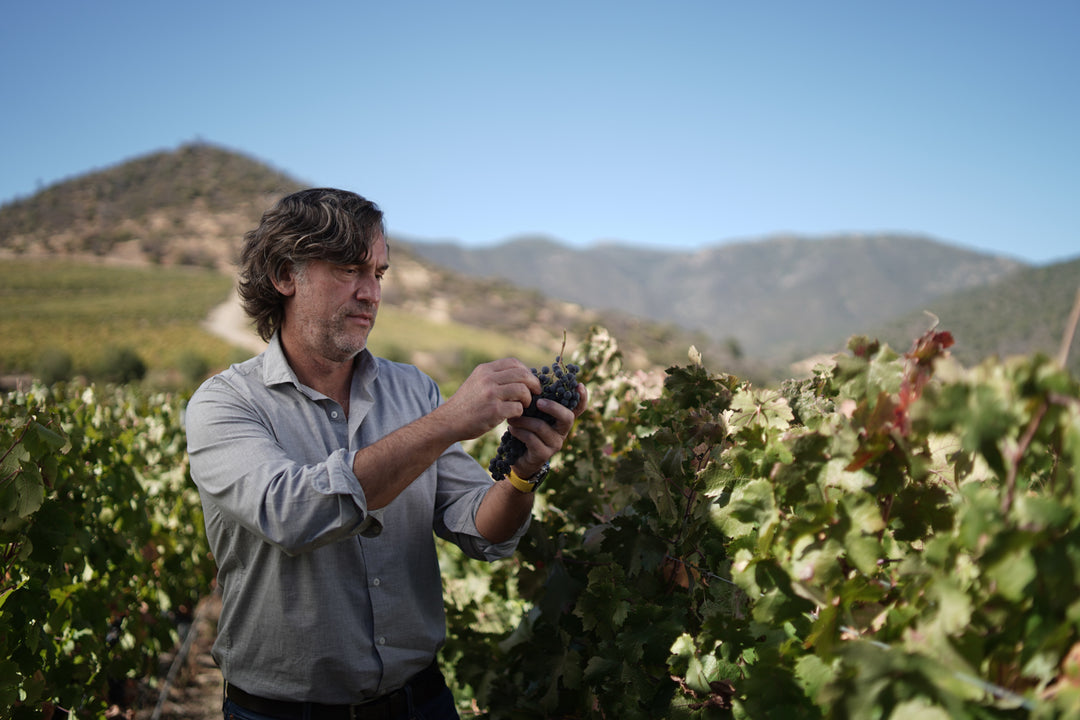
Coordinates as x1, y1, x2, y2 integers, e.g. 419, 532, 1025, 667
186, 375, 381, 556
432, 442, 530, 561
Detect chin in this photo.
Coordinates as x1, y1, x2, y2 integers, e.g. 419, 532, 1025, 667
339, 337, 370, 359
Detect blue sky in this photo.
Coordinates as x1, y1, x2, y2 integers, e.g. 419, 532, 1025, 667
2, 1, 1078, 264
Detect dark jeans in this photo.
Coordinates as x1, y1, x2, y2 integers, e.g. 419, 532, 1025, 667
222, 685, 461, 720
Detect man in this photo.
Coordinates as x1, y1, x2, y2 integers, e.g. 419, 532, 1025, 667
185, 188, 586, 719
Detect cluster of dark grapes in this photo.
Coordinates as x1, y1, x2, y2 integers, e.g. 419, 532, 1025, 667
488, 355, 582, 481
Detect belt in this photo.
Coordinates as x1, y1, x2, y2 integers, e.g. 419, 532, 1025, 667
224, 662, 446, 720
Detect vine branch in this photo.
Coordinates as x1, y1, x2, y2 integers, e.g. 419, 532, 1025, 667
1002, 400, 1049, 514
1057, 287, 1080, 368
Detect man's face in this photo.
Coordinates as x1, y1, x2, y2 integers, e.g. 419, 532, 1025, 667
283, 235, 389, 364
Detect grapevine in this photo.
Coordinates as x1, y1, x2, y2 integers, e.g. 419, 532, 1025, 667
488, 336, 582, 481
444, 324, 1080, 719
1, 381, 215, 717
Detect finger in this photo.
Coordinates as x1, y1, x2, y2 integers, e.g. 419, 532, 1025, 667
504, 423, 559, 466
508, 414, 558, 443
509, 406, 575, 450
496, 381, 534, 412
494, 365, 541, 395
532, 398, 576, 433
571, 383, 588, 417
484, 357, 528, 372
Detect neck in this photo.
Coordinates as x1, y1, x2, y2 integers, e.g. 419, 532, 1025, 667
279, 334, 356, 410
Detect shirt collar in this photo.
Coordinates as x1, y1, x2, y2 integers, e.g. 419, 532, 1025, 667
261, 332, 301, 388
261, 332, 379, 391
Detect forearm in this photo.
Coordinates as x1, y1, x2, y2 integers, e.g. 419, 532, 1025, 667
351, 403, 465, 510
353, 357, 548, 509
474, 478, 535, 543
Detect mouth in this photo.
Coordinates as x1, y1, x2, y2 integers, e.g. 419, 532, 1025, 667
342, 303, 378, 331
347, 313, 374, 327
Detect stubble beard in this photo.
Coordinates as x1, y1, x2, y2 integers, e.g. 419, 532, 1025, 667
319, 303, 377, 362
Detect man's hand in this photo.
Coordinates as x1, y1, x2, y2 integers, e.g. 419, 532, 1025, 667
475, 380, 587, 542
438, 358, 543, 441
506, 382, 589, 478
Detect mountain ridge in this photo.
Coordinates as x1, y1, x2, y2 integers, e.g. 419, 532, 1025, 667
401, 232, 1028, 360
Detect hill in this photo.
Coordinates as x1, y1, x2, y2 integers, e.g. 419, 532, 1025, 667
0, 143, 722, 380
870, 256, 1080, 377
0, 142, 305, 269
401, 233, 1028, 361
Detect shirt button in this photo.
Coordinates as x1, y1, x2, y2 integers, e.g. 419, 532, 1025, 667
372, 577, 381, 587
330, 410, 339, 419
378, 637, 386, 646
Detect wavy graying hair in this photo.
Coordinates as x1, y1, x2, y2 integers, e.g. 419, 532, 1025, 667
237, 188, 386, 341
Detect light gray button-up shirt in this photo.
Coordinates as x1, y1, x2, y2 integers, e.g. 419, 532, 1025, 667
184, 334, 526, 703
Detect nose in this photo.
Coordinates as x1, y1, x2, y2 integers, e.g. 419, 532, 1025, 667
355, 273, 381, 304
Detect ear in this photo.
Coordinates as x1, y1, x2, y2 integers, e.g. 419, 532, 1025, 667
271, 263, 298, 297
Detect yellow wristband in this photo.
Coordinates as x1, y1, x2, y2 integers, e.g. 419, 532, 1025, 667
507, 468, 536, 493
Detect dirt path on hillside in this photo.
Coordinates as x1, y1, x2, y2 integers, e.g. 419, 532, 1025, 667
202, 289, 267, 356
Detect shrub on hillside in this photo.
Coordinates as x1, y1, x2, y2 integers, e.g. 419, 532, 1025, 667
94, 346, 147, 384
33, 347, 74, 385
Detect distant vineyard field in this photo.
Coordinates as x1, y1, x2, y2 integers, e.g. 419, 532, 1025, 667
0, 258, 240, 388
0, 258, 552, 393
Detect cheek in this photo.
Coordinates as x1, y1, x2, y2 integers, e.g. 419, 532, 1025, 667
294, 289, 339, 323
